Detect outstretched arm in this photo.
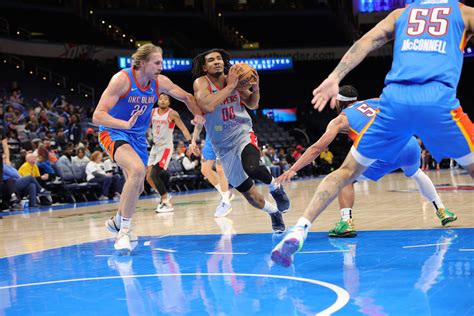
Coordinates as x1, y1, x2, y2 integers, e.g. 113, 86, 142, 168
159, 75, 202, 116
276, 115, 348, 184
312, 8, 402, 111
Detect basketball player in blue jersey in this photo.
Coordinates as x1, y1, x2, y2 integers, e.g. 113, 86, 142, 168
271, 0, 474, 266
191, 49, 290, 233
93, 43, 203, 253
276, 86, 456, 240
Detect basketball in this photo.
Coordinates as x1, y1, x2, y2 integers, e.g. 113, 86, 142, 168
236, 63, 256, 91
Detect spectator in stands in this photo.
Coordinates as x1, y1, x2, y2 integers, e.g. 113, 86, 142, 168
85, 128, 99, 152
25, 116, 40, 134
36, 144, 57, 177
320, 147, 335, 174
182, 148, 200, 175
261, 147, 281, 178
286, 147, 296, 165
271, 146, 289, 173
72, 148, 90, 169
86, 151, 123, 201
172, 141, 186, 161
9, 90, 23, 104
3, 158, 51, 208
293, 145, 305, 161
18, 152, 49, 181
6, 129, 21, 164
43, 139, 58, 163
56, 142, 75, 170
56, 128, 68, 151
78, 139, 92, 157
67, 114, 82, 145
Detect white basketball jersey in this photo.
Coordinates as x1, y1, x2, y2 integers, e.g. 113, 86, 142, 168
150, 108, 175, 147
203, 76, 253, 151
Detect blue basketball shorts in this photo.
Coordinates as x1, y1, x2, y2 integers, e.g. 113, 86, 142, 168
361, 137, 421, 181
201, 135, 217, 161
98, 128, 148, 167
354, 83, 474, 166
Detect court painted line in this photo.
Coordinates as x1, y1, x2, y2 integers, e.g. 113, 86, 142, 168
0, 272, 350, 316
300, 250, 348, 254
459, 249, 474, 252
205, 252, 248, 255
154, 248, 176, 253
402, 242, 451, 249
95, 255, 112, 257
0, 237, 112, 259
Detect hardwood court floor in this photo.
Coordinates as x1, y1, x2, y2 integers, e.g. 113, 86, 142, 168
0, 169, 472, 258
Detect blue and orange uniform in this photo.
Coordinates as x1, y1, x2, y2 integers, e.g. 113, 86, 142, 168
356, 0, 473, 166
343, 99, 421, 181
98, 68, 159, 166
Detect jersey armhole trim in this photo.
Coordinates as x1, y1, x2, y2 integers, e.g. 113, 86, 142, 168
119, 70, 132, 99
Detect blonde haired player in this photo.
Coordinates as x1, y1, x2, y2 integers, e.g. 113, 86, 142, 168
94, 43, 203, 253
146, 93, 193, 213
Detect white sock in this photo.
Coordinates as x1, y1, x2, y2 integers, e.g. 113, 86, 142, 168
411, 169, 445, 211
296, 217, 312, 230
340, 208, 352, 221
215, 183, 223, 195
262, 200, 278, 214
114, 212, 122, 224
221, 190, 231, 204
268, 178, 279, 192
120, 217, 131, 230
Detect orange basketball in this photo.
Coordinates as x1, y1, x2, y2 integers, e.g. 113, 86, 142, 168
236, 63, 256, 91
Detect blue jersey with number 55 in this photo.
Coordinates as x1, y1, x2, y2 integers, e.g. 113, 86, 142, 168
384, 0, 467, 89
99, 67, 158, 136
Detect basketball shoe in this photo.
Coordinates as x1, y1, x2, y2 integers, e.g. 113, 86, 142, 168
328, 219, 357, 238
270, 211, 286, 234
271, 225, 307, 267
270, 186, 291, 213
114, 228, 134, 253
214, 200, 233, 217
436, 208, 457, 226
156, 196, 174, 213
105, 216, 138, 249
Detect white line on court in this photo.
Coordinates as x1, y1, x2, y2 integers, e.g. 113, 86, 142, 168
154, 248, 176, 253
459, 249, 474, 252
300, 250, 348, 254
402, 242, 451, 249
0, 272, 350, 316
205, 252, 248, 255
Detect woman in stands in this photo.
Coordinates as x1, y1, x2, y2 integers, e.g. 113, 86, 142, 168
86, 151, 123, 201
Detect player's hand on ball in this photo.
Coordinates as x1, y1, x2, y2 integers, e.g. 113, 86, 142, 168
250, 69, 259, 91
226, 65, 240, 90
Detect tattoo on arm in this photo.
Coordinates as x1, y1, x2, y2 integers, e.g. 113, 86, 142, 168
332, 29, 393, 81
